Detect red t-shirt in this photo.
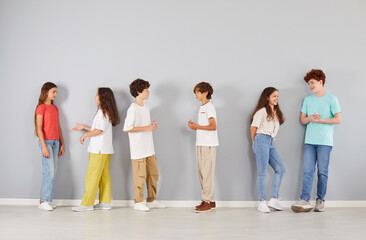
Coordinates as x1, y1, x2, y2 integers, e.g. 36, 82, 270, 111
35, 103, 60, 140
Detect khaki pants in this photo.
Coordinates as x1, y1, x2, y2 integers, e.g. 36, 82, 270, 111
131, 155, 159, 203
196, 146, 216, 202
81, 153, 111, 206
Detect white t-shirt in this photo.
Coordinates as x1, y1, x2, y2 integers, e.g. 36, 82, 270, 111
87, 109, 114, 154
196, 102, 219, 146
251, 107, 280, 139
123, 103, 155, 160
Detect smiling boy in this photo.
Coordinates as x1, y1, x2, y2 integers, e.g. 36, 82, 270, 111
188, 82, 219, 213
292, 69, 342, 213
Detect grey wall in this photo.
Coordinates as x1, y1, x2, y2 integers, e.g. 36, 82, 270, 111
1, 0, 365, 201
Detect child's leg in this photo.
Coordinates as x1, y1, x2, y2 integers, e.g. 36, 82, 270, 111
268, 146, 285, 199
81, 153, 107, 206
40, 140, 57, 202
196, 146, 216, 202
132, 158, 147, 203
316, 145, 332, 201
300, 144, 317, 201
146, 155, 159, 202
98, 154, 112, 203
252, 135, 270, 201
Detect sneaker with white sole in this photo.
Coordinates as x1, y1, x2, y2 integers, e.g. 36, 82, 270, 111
291, 199, 313, 213
134, 202, 150, 212
94, 202, 112, 210
258, 201, 270, 213
38, 202, 53, 211
314, 199, 325, 212
48, 202, 56, 209
72, 205, 94, 212
146, 200, 166, 209
268, 198, 283, 211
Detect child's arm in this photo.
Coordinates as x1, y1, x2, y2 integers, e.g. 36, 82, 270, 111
36, 115, 50, 158
80, 129, 103, 144
123, 119, 157, 132
58, 123, 65, 156
188, 117, 216, 131
72, 123, 91, 131
300, 112, 320, 125
312, 113, 342, 125
250, 126, 257, 142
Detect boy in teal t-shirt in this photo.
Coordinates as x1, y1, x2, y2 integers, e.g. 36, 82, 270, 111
292, 69, 342, 213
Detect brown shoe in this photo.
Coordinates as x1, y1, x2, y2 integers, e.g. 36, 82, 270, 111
195, 201, 205, 209
210, 201, 216, 209
195, 201, 211, 213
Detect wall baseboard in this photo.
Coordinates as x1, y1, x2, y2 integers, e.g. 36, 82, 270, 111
0, 198, 365, 207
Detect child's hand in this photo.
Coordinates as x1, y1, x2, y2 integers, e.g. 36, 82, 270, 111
72, 123, 85, 131
42, 148, 50, 158
152, 119, 158, 131
309, 113, 321, 123
80, 134, 86, 144
58, 144, 65, 156
188, 120, 198, 130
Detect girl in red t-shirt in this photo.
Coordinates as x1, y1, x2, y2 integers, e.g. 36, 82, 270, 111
35, 82, 65, 211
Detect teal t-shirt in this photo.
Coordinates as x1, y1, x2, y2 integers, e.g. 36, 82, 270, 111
301, 93, 341, 146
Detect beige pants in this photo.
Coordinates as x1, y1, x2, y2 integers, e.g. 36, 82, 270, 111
196, 146, 216, 202
131, 155, 159, 203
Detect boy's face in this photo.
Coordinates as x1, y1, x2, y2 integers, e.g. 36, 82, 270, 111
195, 90, 208, 101
307, 79, 323, 93
138, 88, 150, 100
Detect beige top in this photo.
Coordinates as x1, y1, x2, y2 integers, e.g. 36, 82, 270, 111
251, 107, 280, 139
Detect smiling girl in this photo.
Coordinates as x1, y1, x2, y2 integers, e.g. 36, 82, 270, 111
250, 87, 285, 213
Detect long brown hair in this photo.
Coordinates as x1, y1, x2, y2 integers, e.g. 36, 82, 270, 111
250, 87, 285, 125
98, 87, 120, 126
34, 82, 58, 134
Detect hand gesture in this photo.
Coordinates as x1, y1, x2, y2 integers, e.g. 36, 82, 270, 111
80, 134, 86, 144
188, 120, 198, 130
151, 118, 158, 132
309, 113, 321, 123
72, 123, 85, 131
58, 144, 65, 156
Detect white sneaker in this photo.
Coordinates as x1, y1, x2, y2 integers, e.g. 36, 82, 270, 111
268, 198, 283, 211
38, 202, 53, 211
94, 202, 112, 210
48, 202, 56, 209
134, 202, 150, 212
146, 200, 166, 209
258, 201, 270, 213
72, 205, 94, 212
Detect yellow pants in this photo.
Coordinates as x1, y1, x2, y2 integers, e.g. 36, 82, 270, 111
81, 153, 111, 206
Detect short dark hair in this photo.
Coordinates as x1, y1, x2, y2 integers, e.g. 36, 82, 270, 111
193, 82, 214, 100
304, 69, 326, 86
129, 78, 150, 97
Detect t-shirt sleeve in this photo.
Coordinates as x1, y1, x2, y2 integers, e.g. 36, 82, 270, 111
251, 109, 263, 127
330, 96, 341, 115
35, 104, 45, 115
300, 98, 308, 115
206, 104, 216, 119
123, 106, 136, 131
94, 110, 109, 132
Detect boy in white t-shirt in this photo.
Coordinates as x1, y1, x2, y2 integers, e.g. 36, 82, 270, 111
123, 78, 166, 212
188, 82, 219, 213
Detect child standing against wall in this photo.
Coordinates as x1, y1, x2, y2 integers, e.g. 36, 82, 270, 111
123, 78, 166, 212
188, 82, 219, 213
250, 87, 286, 213
35, 82, 65, 211
292, 69, 341, 213
72, 87, 119, 212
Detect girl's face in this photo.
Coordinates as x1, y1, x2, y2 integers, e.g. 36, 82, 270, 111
139, 88, 150, 100
95, 92, 100, 105
308, 79, 323, 93
47, 87, 57, 101
267, 90, 279, 107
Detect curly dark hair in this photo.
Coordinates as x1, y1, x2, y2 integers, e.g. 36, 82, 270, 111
304, 69, 326, 86
129, 78, 150, 97
193, 82, 214, 100
98, 87, 120, 126
250, 87, 285, 125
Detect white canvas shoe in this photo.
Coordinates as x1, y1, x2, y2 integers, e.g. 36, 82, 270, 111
258, 201, 270, 213
48, 202, 56, 209
146, 200, 166, 209
38, 202, 53, 211
134, 202, 150, 212
268, 198, 283, 211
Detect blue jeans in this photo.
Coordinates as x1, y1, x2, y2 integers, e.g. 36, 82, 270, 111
39, 140, 59, 202
300, 144, 332, 201
252, 134, 285, 201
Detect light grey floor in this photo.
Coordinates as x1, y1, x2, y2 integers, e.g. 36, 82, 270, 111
0, 206, 365, 240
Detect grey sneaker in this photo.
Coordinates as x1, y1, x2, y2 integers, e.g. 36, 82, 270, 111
94, 202, 112, 210
72, 205, 94, 212
314, 199, 325, 212
291, 199, 313, 213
